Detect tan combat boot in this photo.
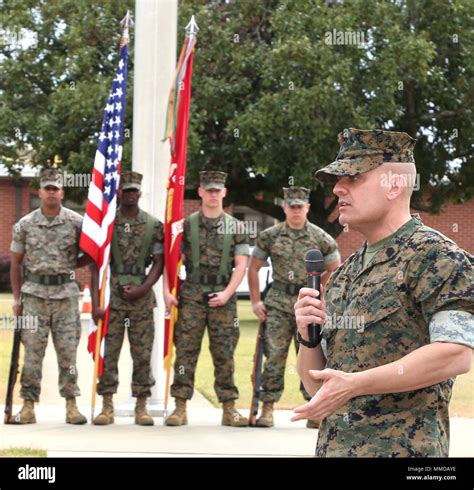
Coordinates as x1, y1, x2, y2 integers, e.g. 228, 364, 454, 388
93, 394, 114, 425
66, 397, 87, 425
256, 401, 274, 428
9, 400, 36, 424
164, 398, 188, 426
135, 396, 154, 426
221, 400, 249, 427
306, 419, 320, 429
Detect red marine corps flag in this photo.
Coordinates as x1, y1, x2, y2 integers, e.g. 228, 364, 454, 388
163, 16, 198, 410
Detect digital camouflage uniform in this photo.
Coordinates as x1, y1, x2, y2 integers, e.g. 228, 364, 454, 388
314, 128, 474, 457
11, 194, 83, 402
97, 207, 164, 398
171, 173, 250, 403
252, 187, 340, 403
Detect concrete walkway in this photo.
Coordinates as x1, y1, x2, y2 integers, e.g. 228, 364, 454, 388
1, 404, 319, 457
1, 320, 473, 457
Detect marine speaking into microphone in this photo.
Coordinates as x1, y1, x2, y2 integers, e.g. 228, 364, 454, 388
292, 128, 474, 459
304, 249, 325, 347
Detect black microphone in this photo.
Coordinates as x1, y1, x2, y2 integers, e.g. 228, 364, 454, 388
304, 249, 325, 346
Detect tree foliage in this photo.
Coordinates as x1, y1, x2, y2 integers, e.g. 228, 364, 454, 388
1, 0, 473, 236
180, 0, 474, 234
0, 0, 134, 194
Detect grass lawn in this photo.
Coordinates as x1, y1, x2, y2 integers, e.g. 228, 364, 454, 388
0, 293, 14, 315
0, 294, 22, 406
450, 368, 474, 418
0, 294, 472, 417
0, 448, 46, 457
195, 300, 303, 410
0, 330, 22, 406
195, 300, 474, 417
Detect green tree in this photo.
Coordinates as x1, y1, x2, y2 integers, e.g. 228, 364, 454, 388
0, 0, 134, 199
180, 0, 473, 235
1, 0, 473, 236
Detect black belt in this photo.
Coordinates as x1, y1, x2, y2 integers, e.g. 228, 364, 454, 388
25, 272, 73, 286
111, 264, 146, 275
187, 272, 230, 286
271, 280, 305, 296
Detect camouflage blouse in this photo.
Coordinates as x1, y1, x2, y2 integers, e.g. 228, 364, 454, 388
110, 208, 164, 311
253, 221, 340, 313
11, 207, 83, 299
317, 215, 474, 457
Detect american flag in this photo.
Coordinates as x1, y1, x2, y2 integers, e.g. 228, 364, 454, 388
79, 30, 129, 376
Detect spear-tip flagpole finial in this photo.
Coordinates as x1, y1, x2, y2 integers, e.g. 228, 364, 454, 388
120, 10, 134, 42
185, 15, 199, 38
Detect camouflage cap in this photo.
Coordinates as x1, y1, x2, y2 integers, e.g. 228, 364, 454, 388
283, 186, 310, 205
199, 170, 227, 190
39, 168, 63, 189
315, 128, 416, 183
121, 170, 142, 191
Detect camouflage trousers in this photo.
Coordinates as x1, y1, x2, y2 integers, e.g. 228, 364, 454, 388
19, 294, 82, 402
260, 305, 311, 403
171, 296, 240, 403
97, 308, 155, 397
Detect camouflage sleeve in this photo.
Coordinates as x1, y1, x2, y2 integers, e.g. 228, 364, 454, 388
74, 213, 83, 244
429, 310, 474, 348
10, 220, 26, 254
152, 220, 164, 256
411, 245, 474, 329
319, 231, 341, 267
234, 220, 250, 257
180, 218, 190, 256
324, 249, 341, 267
252, 230, 270, 262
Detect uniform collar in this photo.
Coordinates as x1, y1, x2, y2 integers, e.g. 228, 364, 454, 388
199, 210, 225, 228
36, 206, 67, 226
352, 214, 423, 274
282, 220, 309, 237
116, 207, 146, 224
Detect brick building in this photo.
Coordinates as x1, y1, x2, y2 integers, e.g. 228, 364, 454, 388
0, 166, 90, 290
334, 200, 474, 261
